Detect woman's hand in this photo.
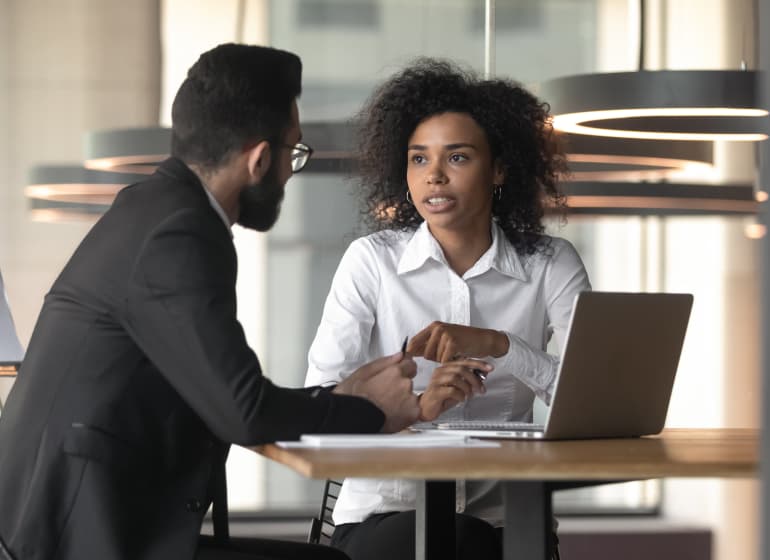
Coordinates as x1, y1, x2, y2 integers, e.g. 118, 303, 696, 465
418, 358, 492, 421
407, 322, 509, 364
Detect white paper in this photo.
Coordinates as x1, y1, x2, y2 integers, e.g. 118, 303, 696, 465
276, 432, 499, 449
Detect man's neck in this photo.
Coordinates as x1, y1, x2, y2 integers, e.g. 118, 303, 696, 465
189, 163, 240, 224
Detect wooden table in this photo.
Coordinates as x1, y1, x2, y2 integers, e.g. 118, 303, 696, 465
253, 429, 757, 560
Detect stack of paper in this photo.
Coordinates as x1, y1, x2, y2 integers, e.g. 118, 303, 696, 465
276, 432, 499, 448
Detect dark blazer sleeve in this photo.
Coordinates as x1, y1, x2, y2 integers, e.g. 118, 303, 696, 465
123, 207, 384, 445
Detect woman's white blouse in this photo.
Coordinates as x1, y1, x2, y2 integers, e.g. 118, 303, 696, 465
305, 221, 590, 526
0, 269, 23, 362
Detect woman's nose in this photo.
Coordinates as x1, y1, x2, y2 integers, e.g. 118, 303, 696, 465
426, 163, 447, 184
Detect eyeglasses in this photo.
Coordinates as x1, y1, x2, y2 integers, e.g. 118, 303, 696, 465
285, 142, 313, 173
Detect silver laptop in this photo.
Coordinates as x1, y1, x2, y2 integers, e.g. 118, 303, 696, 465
428, 291, 693, 440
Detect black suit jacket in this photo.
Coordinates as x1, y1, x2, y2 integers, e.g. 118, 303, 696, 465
0, 158, 384, 560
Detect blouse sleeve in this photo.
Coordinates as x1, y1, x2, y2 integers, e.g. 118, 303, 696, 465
0, 269, 24, 361
493, 239, 591, 404
304, 238, 381, 387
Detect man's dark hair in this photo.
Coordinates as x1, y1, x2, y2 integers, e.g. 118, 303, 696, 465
171, 43, 302, 170
356, 58, 567, 255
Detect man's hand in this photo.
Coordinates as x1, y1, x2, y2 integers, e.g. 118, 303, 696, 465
333, 353, 420, 433
418, 358, 492, 421
407, 322, 509, 364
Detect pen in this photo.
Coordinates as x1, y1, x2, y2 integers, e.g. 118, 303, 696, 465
401, 336, 409, 354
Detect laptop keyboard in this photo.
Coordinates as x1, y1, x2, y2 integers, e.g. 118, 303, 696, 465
435, 421, 546, 431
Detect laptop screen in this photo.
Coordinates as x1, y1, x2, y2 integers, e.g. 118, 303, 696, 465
412, 291, 693, 441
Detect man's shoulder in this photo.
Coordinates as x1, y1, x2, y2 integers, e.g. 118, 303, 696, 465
108, 173, 219, 234
118, 170, 206, 207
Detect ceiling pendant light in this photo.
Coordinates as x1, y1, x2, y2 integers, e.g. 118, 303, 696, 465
560, 181, 757, 216
542, 70, 768, 142
540, 0, 768, 143
83, 122, 356, 176
562, 133, 713, 181
25, 165, 145, 222
84, 127, 171, 174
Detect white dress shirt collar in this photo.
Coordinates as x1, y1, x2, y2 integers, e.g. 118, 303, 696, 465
203, 188, 233, 237
397, 220, 528, 282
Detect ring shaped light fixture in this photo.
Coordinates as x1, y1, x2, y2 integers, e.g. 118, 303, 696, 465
82, 123, 715, 182
26, 165, 146, 222
541, 70, 769, 142
84, 123, 357, 176
560, 182, 757, 216
562, 133, 713, 181
84, 127, 172, 174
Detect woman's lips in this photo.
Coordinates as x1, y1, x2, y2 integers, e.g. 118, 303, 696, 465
423, 196, 456, 213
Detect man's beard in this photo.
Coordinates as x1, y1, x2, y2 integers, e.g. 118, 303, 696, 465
236, 165, 285, 232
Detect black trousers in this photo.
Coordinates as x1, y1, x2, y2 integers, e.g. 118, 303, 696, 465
196, 536, 352, 560
330, 511, 503, 560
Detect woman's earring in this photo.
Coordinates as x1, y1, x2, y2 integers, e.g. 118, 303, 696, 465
406, 190, 413, 205
493, 184, 503, 201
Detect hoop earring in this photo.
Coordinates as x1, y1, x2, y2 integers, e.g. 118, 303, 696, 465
493, 184, 503, 201
406, 190, 413, 205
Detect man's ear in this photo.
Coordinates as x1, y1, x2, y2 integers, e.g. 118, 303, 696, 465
246, 140, 272, 183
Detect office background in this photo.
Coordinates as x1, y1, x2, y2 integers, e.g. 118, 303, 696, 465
0, 1, 761, 559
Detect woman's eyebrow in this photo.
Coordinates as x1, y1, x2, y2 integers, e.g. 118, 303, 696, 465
407, 142, 478, 150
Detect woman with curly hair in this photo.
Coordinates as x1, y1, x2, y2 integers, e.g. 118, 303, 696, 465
305, 58, 590, 559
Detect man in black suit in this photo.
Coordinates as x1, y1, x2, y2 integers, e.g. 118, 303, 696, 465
0, 44, 420, 560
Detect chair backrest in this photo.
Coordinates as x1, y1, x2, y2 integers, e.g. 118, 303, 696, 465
307, 479, 342, 545
307, 478, 561, 559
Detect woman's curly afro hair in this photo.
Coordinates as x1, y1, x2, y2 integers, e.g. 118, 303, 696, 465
355, 58, 567, 255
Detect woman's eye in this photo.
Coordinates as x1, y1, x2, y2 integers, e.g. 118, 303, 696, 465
410, 154, 426, 164
449, 153, 468, 163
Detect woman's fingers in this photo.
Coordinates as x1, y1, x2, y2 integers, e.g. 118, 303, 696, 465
407, 321, 449, 361
419, 359, 494, 420
430, 360, 491, 396
436, 336, 456, 365
423, 327, 444, 362
406, 323, 433, 355
408, 322, 506, 363
419, 386, 465, 421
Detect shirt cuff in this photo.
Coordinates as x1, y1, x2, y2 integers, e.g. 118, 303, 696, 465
489, 331, 559, 403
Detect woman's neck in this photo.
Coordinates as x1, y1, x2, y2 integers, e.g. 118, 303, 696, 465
430, 224, 493, 277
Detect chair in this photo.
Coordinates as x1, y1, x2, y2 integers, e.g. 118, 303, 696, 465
552, 533, 561, 560
307, 479, 342, 545
307, 478, 561, 559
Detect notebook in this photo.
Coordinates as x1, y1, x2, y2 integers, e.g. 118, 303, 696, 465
425, 291, 693, 440
276, 432, 499, 448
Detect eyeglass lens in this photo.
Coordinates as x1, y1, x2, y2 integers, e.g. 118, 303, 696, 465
291, 144, 311, 172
